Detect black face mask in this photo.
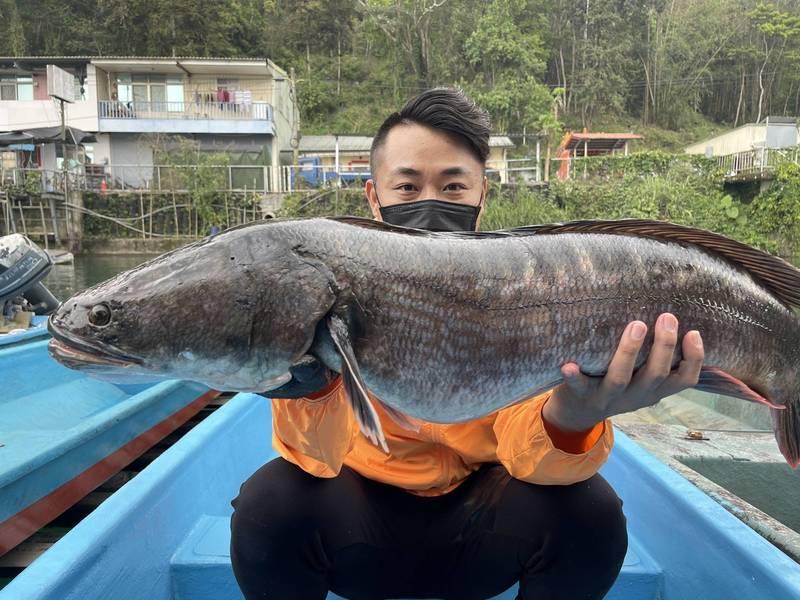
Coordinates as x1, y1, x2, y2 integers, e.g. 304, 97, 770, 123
378, 199, 481, 232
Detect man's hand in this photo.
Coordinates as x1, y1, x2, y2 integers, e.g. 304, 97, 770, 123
542, 313, 705, 433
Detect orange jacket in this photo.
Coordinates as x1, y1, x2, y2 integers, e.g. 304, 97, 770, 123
272, 377, 613, 496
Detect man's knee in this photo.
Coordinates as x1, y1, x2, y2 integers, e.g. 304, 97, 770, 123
230, 458, 334, 599
501, 473, 628, 568
231, 457, 320, 533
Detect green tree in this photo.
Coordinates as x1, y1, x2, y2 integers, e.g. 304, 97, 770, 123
464, 0, 552, 131
0, 0, 26, 55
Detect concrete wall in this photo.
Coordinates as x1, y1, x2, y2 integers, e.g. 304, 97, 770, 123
108, 133, 155, 188
271, 79, 294, 167
685, 124, 766, 156
92, 133, 112, 164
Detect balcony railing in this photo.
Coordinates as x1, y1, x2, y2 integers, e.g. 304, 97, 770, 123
716, 145, 800, 181
98, 100, 273, 121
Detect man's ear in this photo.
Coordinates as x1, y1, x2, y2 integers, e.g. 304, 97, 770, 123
365, 179, 383, 221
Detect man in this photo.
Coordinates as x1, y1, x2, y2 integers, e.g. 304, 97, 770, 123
230, 88, 704, 599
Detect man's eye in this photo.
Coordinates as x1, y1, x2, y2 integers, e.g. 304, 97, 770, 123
444, 183, 465, 191
397, 184, 416, 192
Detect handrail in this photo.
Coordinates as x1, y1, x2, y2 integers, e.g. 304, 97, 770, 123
716, 146, 800, 179
1, 158, 547, 194
98, 100, 273, 121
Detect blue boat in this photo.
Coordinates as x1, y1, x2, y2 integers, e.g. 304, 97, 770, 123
0, 333, 217, 556
0, 315, 49, 348
2, 392, 799, 599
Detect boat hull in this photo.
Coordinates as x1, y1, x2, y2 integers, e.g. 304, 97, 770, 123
2, 393, 799, 599
0, 337, 217, 556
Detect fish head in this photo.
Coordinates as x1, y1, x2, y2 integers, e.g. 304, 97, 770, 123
48, 227, 337, 391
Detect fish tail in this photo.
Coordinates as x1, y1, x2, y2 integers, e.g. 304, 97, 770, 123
771, 401, 800, 468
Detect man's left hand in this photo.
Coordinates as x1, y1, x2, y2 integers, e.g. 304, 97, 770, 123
542, 313, 705, 433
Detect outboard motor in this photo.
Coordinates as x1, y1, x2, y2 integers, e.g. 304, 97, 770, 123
0, 235, 60, 328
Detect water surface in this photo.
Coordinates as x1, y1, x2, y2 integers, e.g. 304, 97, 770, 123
44, 254, 159, 301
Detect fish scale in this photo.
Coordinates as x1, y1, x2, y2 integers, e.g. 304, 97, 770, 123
47, 217, 800, 466
311, 229, 782, 421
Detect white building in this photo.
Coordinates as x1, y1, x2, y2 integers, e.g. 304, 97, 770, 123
0, 56, 296, 191
684, 117, 798, 157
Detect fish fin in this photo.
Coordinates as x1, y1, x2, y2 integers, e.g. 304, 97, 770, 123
695, 366, 784, 409
327, 314, 388, 452
379, 402, 421, 433
330, 217, 800, 309
510, 219, 800, 310
772, 402, 800, 468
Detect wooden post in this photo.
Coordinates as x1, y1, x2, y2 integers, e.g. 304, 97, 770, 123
583, 140, 588, 180
148, 193, 153, 238
18, 202, 27, 235
38, 201, 48, 250
0, 195, 9, 235
139, 192, 146, 239
172, 189, 180, 236
544, 141, 551, 182
224, 193, 230, 228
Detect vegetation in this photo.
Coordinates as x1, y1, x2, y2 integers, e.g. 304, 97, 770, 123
3, 0, 800, 138
3, 0, 800, 258
275, 154, 800, 264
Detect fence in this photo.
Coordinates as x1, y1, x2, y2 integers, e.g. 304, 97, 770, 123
0, 155, 553, 200
717, 146, 800, 181
0, 165, 284, 194
98, 100, 273, 122
716, 146, 800, 181
0, 186, 269, 242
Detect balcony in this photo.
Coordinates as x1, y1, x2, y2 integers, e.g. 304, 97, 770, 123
97, 100, 274, 135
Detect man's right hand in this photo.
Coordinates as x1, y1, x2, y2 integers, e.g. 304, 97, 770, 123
257, 355, 337, 399
543, 313, 704, 432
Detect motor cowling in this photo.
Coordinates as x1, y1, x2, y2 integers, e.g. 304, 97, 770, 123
0, 234, 60, 316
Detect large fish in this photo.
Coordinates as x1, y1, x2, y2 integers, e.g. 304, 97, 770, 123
47, 218, 800, 466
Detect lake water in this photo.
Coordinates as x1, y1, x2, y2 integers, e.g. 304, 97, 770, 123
43, 254, 159, 301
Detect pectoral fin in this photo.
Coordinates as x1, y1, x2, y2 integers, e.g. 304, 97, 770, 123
327, 314, 388, 452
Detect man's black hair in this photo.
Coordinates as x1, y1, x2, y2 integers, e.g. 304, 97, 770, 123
370, 88, 491, 171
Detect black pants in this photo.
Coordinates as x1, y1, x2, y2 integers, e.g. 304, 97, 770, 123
230, 458, 627, 600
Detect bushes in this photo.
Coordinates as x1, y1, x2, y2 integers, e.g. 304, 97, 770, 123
484, 155, 800, 263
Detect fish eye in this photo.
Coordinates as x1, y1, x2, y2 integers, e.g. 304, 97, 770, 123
88, 303, 112, 327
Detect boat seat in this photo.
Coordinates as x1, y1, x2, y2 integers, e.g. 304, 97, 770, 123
170, 515, 664, 600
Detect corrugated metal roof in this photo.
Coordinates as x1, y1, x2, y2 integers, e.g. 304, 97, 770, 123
489, 136, 514, 148
298, 134, 514, 152
297, 135, 373, 152
559, 131, 643, 153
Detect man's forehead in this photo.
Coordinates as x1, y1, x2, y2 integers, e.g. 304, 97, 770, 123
376, 124, 482, 176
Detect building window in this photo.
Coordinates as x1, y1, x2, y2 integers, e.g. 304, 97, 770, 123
0, 76, 33, 101
117, 73, 183, 110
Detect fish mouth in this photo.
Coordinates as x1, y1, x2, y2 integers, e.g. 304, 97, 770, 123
47, 316, 144, 369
